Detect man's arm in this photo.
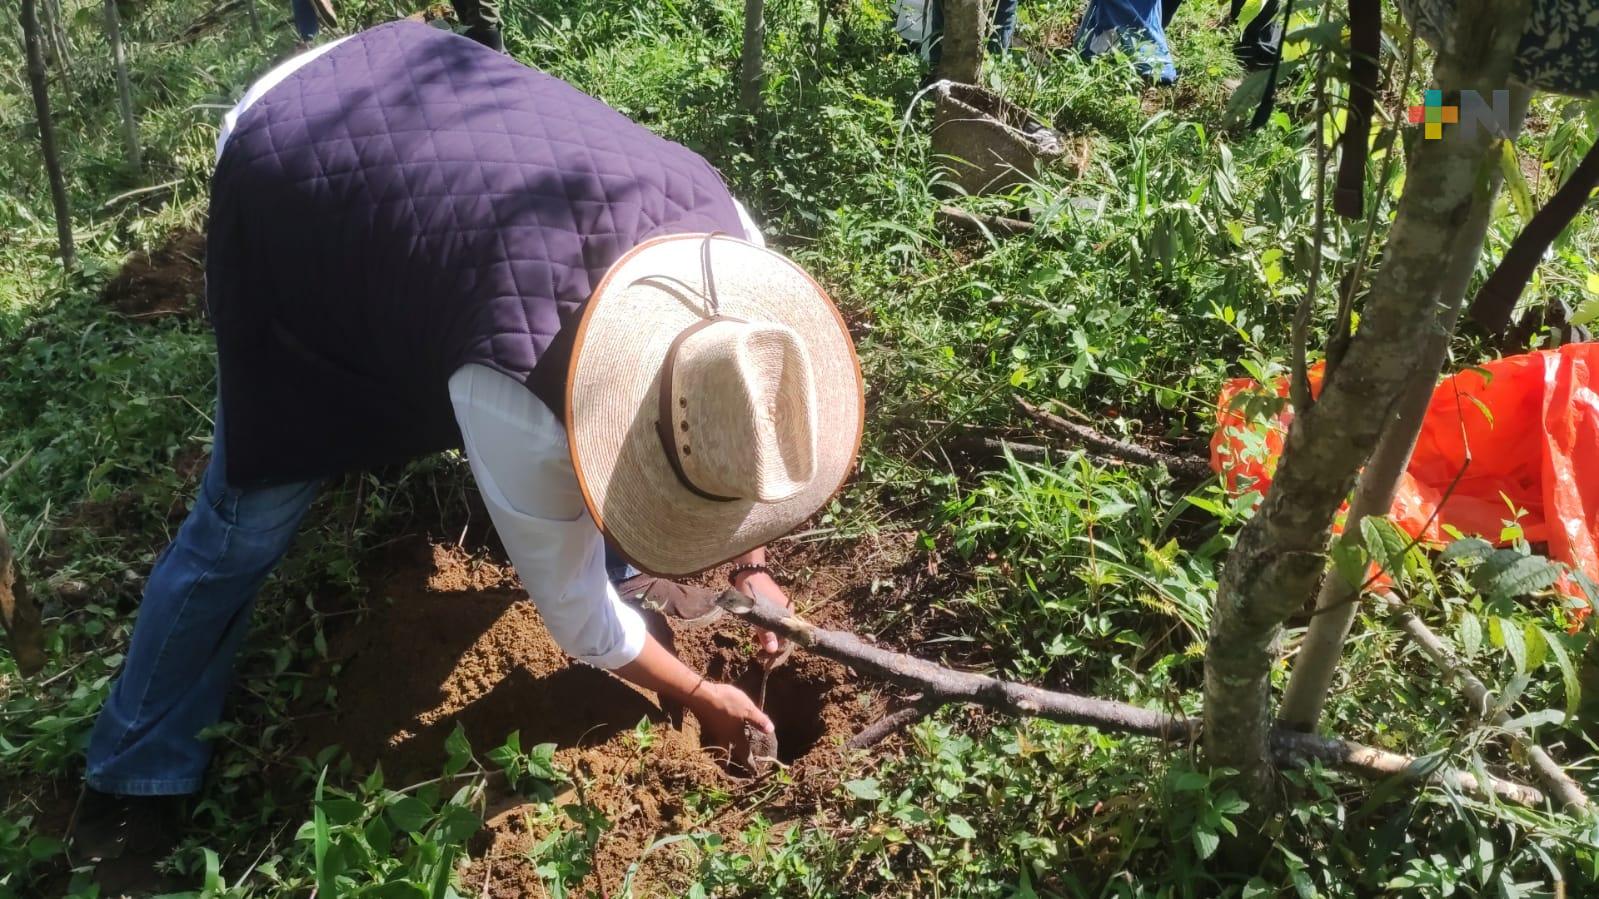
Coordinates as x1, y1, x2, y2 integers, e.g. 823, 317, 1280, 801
448, 364, 771, 746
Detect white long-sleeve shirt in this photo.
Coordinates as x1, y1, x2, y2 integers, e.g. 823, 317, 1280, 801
219, 40, 763, 669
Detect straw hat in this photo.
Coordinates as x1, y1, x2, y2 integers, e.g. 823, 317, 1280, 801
566, 233, 863, 576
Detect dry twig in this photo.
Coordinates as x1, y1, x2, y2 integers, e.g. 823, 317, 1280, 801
1015, 397, 1211, 479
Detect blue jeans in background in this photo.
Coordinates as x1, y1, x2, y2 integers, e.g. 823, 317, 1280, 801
925, 0, 1021, 65
290, 0, 318, 41
86, 413, 321, 795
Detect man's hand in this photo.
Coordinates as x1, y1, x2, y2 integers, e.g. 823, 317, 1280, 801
731, 568, 792, 659
690, 681, 774, 759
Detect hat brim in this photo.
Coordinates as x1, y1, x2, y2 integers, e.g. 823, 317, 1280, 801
565, 234, 863, 577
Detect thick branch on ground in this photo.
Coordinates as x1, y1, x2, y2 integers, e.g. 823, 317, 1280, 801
846, 700, 936, 749
936, 206, 1036, 239
1202, 0, 1532, 810
718, 592, 1545, 806
1378, 592, 1590, 810
1015, 397, 1211, 480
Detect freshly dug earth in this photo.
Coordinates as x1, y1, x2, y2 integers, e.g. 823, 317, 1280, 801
305, 538, 904, 896
101, 230, 206, 320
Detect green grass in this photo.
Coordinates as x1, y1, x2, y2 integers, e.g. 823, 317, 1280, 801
4, 0, 1599, 895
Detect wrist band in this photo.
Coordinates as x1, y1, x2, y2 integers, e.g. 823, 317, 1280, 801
728, 562, 772, 584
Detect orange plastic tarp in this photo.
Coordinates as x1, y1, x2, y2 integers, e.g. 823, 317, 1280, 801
1210, 344, 1599, 597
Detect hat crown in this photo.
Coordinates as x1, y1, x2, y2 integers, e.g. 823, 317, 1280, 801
669, 320, 818, 503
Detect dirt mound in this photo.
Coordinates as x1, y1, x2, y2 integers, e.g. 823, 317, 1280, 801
305, 539, 897, 895
101, 230, 205, 320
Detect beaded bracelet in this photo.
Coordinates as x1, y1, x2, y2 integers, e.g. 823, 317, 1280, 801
727, 562, 773, 584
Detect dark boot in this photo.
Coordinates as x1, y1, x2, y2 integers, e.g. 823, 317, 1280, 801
71, 787, 184, 864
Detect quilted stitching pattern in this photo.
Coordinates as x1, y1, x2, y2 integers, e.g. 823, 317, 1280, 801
207, 22, 743, 485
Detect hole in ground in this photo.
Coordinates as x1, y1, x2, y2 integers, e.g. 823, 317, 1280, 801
707, 662, 832, 770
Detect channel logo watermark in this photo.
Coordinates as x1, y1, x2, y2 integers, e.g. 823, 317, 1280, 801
1407, 89, 1513, 140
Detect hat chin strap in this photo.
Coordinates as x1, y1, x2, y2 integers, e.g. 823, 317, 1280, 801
655, 315, 745, 503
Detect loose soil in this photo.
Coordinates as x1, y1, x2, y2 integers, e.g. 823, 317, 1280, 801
101, 230, 205, 321
301, 535, 911, 896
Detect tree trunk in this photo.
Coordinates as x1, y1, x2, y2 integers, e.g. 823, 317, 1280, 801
247, 0, 261, 40
1278, 86, 1529, 731
43, 0, 73, 85
738, 0, 765, 114
21, 0, 76, 270
938, 0, 985, 84
104, 0, 142, 172
1202, 0, 1531, 811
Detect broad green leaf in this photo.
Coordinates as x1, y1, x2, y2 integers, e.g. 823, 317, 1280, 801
1459, 611, 1483, 657
443, 725, 472, 778
1477, 554, 1563, 602
1331, 539, 1368, 590
1492, 616, 1528, 672
1193, 828, 1220, 860
387, 796, 433, 833
1499, 708, 1564, 731
1523, 623, 1549, 673
318, 797, 365, 826
1441, 537, 1495, 563
1545, 635, 1582, 717
946, 814, 977, 839
843, 778, 881, 800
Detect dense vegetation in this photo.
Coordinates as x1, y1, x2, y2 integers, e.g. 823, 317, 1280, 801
3, 0, 1598, 895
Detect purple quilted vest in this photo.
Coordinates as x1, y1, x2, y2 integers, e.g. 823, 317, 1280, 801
207, 21, 745, 485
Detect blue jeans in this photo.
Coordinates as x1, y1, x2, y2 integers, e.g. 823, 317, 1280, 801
926, 0, 1020, 64
86, 415, 321, 795
86, 412, 639, 795
290, 0, 318, 41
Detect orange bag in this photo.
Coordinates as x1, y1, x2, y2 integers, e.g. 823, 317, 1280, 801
1211, 345, 1599, 602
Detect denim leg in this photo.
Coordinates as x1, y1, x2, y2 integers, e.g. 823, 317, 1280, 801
86, 421, 320, 796
989, 0, 1019, 52
289, 0, 318, 41
604, 542, 638, 584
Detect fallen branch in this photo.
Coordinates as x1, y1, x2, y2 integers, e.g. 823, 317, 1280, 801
1015, 397, 1212, 480
935, 205, 1036, 239
1379, 592, 1590, 810
719, 591, 1546, 807
939, 434, 1052, 463
846, 699, 937, 749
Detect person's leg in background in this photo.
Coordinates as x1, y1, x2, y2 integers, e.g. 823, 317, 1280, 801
77, 411, 321, 860
290, 0, 318, 43
449, 0, 504, 51
925, 0, 1023, 66
1074, 0, 1178, 84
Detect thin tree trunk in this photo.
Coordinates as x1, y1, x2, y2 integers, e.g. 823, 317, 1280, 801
247, 0, 261, 41
104, 0, 142, 172
21, 0, 76, 270
1278, 87, 1531, 730
938, 0, 984, 84
738, 0, 764, 114
43, 0, 72, 85
1202, 0, 1531, 812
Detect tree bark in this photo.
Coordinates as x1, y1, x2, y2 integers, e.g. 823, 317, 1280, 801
1202, 0, 1531, 811
21, 0, 76, 270
738, 0, 765, 114
1278, 87, 1530, 731
937, 0, 984, 85
717, 590, 1547, 806
104, 0, 142, 172
247, 0, 261, 40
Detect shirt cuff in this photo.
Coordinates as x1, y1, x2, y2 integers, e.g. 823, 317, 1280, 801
570, 583, 648, 670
